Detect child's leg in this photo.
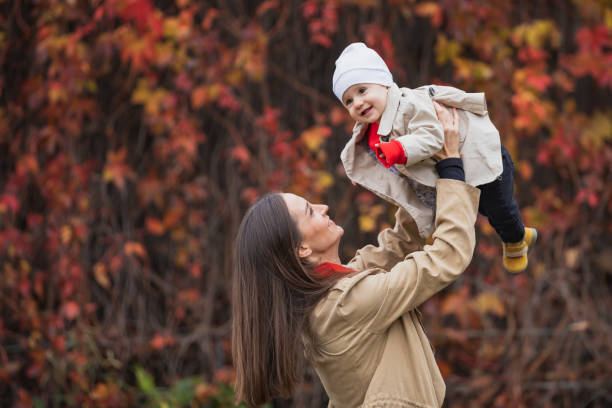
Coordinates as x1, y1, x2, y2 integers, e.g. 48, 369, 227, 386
478, 145, 537, 273
477, 145, 524, 243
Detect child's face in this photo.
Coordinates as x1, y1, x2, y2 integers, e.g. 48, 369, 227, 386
342, 83, 388, 124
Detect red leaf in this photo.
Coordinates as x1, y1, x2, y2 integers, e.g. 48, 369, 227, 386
62, 301, 80, 320
302, 0, 318, 18
150, 334, 165, 350
311, 33, 332, 48
525, 70, 552, 92
190, 264, 202, 278
120, 0, 154, 33
576, 25, 612, 54
0, 194, 19, 214
231, 145, 250, 165
518, 46, 548, 63
256, 107, 281, 133
202, 8, 218, 30
240, 187, 259, 205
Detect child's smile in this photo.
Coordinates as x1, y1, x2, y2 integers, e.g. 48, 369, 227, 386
361, 106, 373, 116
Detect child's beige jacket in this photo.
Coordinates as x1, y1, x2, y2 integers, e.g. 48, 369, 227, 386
305, 179, 480, 408
341, 83, 502, 237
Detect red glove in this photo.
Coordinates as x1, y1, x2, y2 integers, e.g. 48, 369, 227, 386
377, 140, 407, 167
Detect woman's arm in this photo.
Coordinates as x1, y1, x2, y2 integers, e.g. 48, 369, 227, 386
345, 206, 423, 273
340, 179, 479, 332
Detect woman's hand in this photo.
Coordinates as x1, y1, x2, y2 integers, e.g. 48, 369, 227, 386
432, 101, 460, 161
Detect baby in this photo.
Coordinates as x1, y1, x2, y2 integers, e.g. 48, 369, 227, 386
333, 42, 536, 273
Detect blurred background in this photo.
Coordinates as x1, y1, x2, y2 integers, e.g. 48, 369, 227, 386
1, 0, 611, 406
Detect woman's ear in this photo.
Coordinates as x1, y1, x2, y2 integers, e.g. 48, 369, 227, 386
298, 244, 312, 259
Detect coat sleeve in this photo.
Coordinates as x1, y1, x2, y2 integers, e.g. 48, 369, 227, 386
345, 206, 424, 273
339, 179, 480, 333
395, 89, 445, 166
430, 85, 488, 115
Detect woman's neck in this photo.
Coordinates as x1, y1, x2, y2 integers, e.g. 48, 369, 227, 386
316, 253, 342, 265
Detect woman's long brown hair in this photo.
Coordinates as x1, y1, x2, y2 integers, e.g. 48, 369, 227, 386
232, 193, 341, 406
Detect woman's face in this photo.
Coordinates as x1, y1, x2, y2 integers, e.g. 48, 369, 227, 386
282, 193, 344, 262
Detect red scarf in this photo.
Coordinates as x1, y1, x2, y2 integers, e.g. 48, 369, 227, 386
314, 262, 355, 277
367, 122, 393, 168
366, 122, 382, 157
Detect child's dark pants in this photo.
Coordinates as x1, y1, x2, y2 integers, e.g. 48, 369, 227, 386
477, 145, 525, 243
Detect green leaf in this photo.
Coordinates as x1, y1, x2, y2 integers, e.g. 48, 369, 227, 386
168, 377, 198, 404
135, 365, 157, 396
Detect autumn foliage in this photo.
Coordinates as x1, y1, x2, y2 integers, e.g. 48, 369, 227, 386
1, 0, 611, 407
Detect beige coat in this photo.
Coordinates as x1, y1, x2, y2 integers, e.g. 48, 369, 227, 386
341, 83, 501, 237
305, 179, 480, 408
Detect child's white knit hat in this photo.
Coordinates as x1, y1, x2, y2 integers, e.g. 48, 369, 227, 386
332, 42, 393, 102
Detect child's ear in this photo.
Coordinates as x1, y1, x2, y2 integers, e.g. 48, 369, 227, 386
298, 244, 312, 259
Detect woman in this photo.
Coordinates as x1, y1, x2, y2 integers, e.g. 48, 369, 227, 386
232, 104, 480, 407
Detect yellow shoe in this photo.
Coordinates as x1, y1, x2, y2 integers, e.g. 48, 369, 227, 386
502, 227, 537, 274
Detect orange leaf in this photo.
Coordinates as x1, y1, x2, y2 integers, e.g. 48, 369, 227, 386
301, 126, 331, 151
17, 155, 39, 176
145, 217, 165, 235
414, 2, 443, 28
441, 292, 473, 327
149, 333, 176, 350
90, 383, 110, 401
195, 383, 215, 401
94, 263, 111, 289
163, 206, 185, 229
517, 160, 533, 180
191, 86, 208, 109
124, 241, 147, 259
473, 292, 505, 317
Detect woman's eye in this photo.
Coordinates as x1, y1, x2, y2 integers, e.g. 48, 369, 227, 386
345, 99, 352, 106
359, 87, 366, 94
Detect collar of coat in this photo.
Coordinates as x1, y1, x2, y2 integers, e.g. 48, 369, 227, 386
352, 82, 401, 142
314, 262, 355, 277
378, 82, 402, 136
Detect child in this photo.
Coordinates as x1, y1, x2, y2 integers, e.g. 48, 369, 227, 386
333, 42, 536, 273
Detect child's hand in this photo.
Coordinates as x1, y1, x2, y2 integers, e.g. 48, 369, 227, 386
375, 141, 407, 167
374, 143, 386, 161
432, 101, 460, 161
